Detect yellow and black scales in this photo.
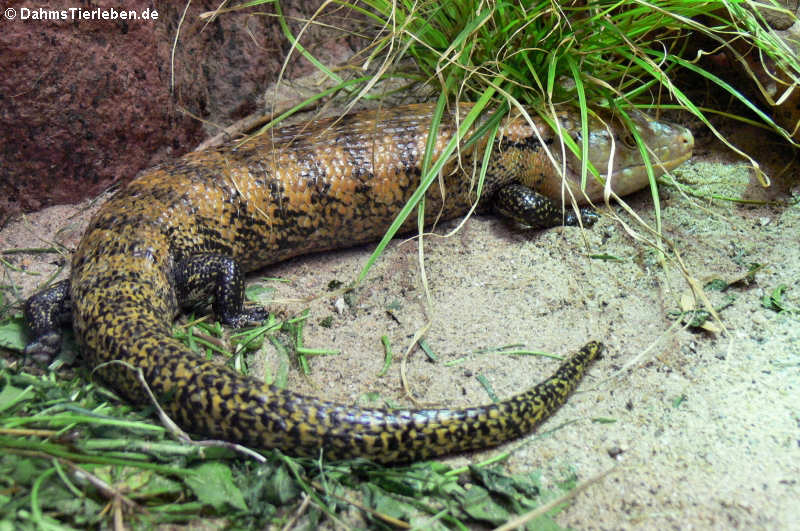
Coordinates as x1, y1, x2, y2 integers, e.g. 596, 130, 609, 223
24, 103, 693, 463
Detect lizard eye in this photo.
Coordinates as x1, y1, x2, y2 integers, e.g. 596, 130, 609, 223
620, 132, 637, 149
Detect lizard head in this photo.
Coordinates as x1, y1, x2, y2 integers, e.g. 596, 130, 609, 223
520, 109, 694, 205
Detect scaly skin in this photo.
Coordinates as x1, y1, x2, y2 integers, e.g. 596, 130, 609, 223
24, 103, 693, 463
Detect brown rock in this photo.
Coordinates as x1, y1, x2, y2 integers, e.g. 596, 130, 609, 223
751, 0, 798, 30
0, 0, 355, 222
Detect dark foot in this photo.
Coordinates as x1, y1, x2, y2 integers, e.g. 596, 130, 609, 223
24, 330, 63, 364
220, 306, 270, 328
564, 207, 599, 227
494, 183, 599, 229
23, 279, 72, 363
175, 254, 270, 328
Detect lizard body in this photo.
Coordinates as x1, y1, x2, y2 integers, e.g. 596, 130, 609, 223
24, 103, 693, 462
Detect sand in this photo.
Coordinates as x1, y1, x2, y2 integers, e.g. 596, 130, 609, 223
1, 120, 798, 529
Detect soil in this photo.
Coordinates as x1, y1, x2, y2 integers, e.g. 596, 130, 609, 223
1, 117, 798, 529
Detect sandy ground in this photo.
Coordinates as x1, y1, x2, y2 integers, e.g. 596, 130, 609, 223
1, 122, 798, 529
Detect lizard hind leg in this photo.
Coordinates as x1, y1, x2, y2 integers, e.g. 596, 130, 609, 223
24, 279, 72, 363
174, 254, 270, 328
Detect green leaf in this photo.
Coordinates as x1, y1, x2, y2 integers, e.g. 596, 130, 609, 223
460, 484, 511, 524
92, 465, 184, 506
0, 376, 33, 413
704, 279, 729, 291
592, 417, 618, 424
418, 338, 438, 362
0, 316, 27, 352
262, 464, 299, 505
362, 483, 417, 520
526, 514, 569, 531
185, 462, 248, 512
762, 284, 798, 313
476, 374, 499, 403
589, 254, 624, 262
471, 465, 525, 498
245, 284, 275, 303
126, 470, 184, 499
377, 335, 392, 377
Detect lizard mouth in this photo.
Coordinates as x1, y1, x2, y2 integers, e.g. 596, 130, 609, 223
540, 113, 695, 205
607, 124, 695, 194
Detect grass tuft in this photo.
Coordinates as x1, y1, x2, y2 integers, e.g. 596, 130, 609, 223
3, 1, 799, 527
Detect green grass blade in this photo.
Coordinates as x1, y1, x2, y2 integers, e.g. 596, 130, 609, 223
355, 85, 498, 285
